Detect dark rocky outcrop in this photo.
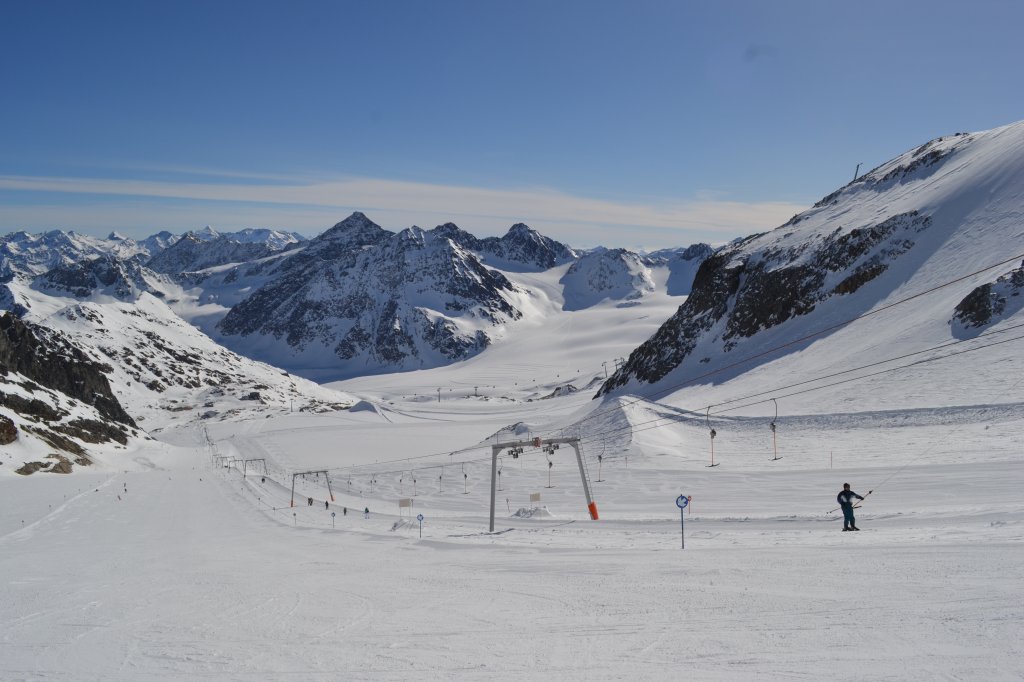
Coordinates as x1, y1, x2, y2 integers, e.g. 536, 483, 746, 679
0, 313, 135, 427
0, 414, 16, 444
952, 261, 1024, 329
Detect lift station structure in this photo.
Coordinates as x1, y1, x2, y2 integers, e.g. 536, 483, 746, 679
489, 436, 598, 532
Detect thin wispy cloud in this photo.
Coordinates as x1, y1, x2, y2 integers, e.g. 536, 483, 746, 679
0, 173, 808, 249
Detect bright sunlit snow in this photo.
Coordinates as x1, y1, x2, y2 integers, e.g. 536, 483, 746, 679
1, 123, 1023, 680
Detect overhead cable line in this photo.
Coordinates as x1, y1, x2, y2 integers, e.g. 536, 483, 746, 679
554, 251, 1024, 435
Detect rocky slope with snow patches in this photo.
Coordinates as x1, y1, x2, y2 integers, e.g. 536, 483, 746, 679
0, 312, 145, 474
31, 254, 175, 302
217, 214, 527, 378
951, 260, 1024, 337
599, 121, 1024, 398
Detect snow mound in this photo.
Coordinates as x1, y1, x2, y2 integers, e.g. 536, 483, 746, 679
348, 400, 387, 416
512, 506, 555, 519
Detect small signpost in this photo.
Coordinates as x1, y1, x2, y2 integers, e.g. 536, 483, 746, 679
331, 511, 336, 528
417, 513, 424, 538
676, 494, 691, 549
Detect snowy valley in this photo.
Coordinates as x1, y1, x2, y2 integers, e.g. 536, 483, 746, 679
1, 122, 1022, 680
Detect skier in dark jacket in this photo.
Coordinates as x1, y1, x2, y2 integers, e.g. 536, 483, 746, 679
837, 483, 870, 531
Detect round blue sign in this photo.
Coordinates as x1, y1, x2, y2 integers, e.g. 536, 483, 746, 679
417, 513, 424, 522
675, 494, 689, 509
331, 512, 336, 517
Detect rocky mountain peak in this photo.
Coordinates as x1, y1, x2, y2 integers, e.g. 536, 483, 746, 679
319, 212, 389, 243
33, 254, 160, 301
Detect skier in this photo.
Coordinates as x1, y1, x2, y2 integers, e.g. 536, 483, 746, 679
363, 507, 369, 519
324, 500, 329, 510
837, 483, 870, 531
343, 507, 347, 516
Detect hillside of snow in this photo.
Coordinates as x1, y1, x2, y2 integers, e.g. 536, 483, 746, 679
600, 122, 1024, 417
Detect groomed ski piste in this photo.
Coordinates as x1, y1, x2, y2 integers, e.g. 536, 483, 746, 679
3, 126, 1024, 679
3, 271, 1022, 681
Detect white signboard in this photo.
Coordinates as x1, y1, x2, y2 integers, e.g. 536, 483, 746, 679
398, 498, 413, 508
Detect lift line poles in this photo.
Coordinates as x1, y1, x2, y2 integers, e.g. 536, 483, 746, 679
290, 469, 335, 507
243, 458, 267, 476
489, 436, 597, 532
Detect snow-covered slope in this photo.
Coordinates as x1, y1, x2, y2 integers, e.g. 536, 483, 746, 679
1, 280, 355, 439
599, 122, 1024, 404
560, 248, 655, 310
0, 230, 119, 278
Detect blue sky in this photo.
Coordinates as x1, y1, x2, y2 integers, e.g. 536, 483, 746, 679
2, 0, 1022, 248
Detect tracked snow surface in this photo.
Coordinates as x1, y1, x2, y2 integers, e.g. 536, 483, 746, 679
1, 122, 1023, 680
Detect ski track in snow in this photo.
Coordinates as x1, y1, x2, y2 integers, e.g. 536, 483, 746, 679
1, 396, 1021, 680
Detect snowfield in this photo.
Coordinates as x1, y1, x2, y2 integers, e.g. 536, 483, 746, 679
3, 123, 1024, 679
1, 318, 1021, 680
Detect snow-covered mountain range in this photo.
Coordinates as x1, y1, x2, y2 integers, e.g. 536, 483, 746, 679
1, 211, 711, 383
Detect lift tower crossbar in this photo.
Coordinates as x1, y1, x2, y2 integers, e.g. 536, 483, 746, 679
290, 469, 335, 507
489, 437, 597, 532
243, 458, 267, 476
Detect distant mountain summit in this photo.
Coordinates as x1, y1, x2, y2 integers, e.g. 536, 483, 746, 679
33, 254, 168, 301
146, 228, 303, 274
560, 248, 654, 310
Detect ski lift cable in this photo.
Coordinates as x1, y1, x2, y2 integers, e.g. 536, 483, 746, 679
576, 334, 1024, 451
571, 332, 1024, 448
704, 321, 1024, 415
554, 251, 1024, 434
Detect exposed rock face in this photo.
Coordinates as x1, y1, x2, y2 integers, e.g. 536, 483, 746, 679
0, 414, 16, 444
0, 312, 135, 427
952, 261, 1024, 332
